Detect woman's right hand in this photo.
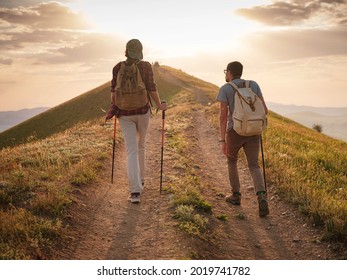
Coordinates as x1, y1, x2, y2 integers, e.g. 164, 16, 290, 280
159, 102, 168, 111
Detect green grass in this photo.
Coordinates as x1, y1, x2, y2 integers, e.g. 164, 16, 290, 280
0, 208, 63, 259
264, 111, 347, 241
164, 106, 213, 238
153, 65, 182, 105
160, 65, 219, 101
174, 205, 209, 237
216, 214, 228, 221
0, 83, 111, 149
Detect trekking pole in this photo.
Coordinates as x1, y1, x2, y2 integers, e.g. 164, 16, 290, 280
111, 116, 117, 184
260, 135, 267, 191
160, 101, 166, 194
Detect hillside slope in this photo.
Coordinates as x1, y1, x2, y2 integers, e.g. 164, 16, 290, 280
0, 82, 110, 148
0, 66, 183, 149
0, 65, 346, 260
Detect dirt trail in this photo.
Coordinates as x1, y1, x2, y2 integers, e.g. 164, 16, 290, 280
53, 69, 343, 260
184, 109, 337, 259
55, 115, 190, 259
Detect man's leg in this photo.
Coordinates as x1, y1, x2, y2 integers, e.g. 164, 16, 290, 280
243, 136, 265, 194
243, 136, 269, 217
226, 129, 242, 204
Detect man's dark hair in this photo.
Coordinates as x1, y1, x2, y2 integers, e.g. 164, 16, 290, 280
227, 61, 243, 78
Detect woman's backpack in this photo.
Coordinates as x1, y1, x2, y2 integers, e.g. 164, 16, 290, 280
114, 61, 148, 110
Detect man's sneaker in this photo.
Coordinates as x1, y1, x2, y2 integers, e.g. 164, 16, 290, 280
129, 193, 140, 203
225, 192, 241, 205
258, 193, 269, 217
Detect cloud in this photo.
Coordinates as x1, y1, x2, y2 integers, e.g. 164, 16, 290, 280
234, 0, 347, 62
0, 29, 77, 50
243, 26, 347, 60
37, 33, 126, 65
236, 0, 347, 26
0, 2, 90, 30
0, 2, 125, 68
0, 57, 13, 65
0, 0, 72, 8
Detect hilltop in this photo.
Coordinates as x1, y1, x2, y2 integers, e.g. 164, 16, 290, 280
0, 65, 346, 260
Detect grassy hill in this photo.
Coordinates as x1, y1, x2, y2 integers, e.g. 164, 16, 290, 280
0, 82, 111, 149
263, 112, 347, 240
0, 64, 346, 259
0, 66, 182, 149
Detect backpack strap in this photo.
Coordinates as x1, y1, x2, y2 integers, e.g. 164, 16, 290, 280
229, 80, 251, 88
228, 82, 244, 101
133, 60, 154, 113
228, 80, 257, 111
228, 81, 239, 91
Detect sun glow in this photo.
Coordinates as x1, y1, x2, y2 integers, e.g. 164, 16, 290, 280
69, 0, 263, 57
0, 0, 346, 110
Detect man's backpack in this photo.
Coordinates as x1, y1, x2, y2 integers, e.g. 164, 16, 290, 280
229, 81, 267, 136
114, 61, 148, 110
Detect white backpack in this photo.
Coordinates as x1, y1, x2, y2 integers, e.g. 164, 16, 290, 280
229, 81, 267, 136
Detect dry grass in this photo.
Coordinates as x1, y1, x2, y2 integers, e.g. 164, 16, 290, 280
0, 119, 116, 259
163, 106, 212, 238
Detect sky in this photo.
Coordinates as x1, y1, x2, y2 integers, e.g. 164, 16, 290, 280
0, 0, 347, 111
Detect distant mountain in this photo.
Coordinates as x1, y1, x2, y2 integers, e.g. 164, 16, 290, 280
0, 107, 49, 133
268, 102, 347, 116
268, 102, 347, 142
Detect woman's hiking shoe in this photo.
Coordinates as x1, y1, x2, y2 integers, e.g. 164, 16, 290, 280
258, 193, 269, 217
129, 193, 140, 203
225, 192, 241, 205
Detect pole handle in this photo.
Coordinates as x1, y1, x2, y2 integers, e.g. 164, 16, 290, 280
161, 100, 166, 119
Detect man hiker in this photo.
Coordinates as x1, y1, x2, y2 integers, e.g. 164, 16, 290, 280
216, 61, 269, 217
106, 39, 167, 203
